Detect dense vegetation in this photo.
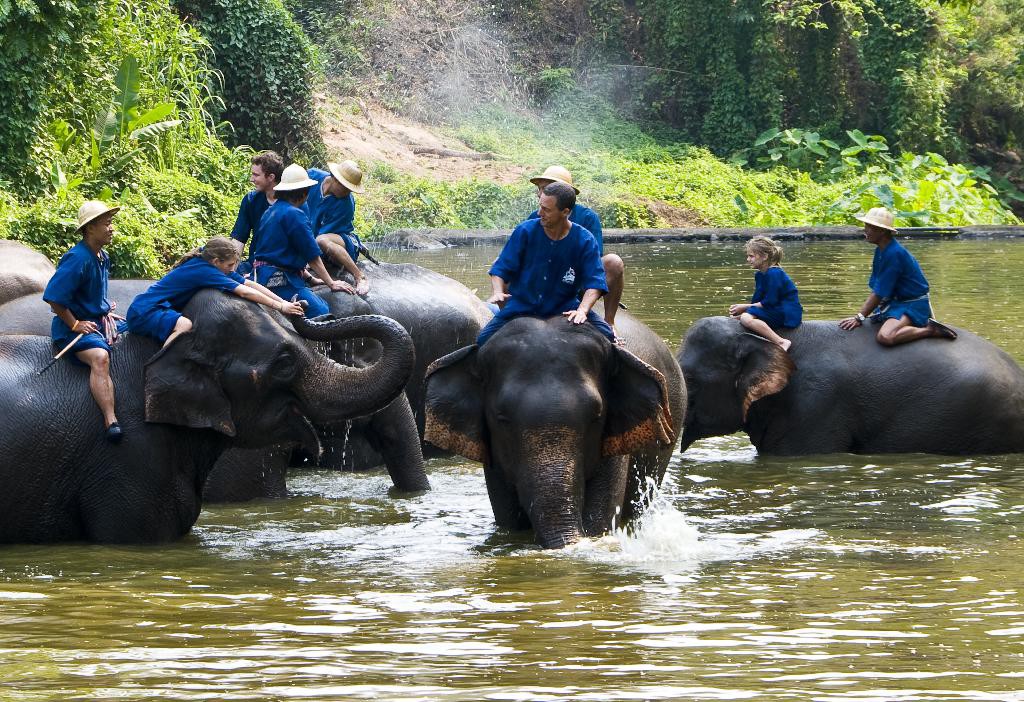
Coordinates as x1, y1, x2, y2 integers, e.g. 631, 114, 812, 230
0, 0, 1020, 275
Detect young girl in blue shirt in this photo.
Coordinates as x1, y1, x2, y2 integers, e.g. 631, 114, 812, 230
729, 236, 803, 352
127, 237, 305, 348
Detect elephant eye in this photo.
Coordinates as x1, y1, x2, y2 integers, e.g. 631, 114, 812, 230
270, 351, 297, 380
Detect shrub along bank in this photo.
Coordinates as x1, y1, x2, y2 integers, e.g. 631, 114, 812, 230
348, 96, 1020, 241
0, 0, 320, 277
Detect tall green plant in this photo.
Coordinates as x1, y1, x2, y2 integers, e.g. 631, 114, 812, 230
172, 0, 325, 161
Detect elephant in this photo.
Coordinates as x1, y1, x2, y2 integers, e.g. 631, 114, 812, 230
423, 308, 685, 549
0, 289, 414, 543
677, 315, 1024, 455
203, 261, 493, 499
0, 241, 56, 305
0, 263, 492, 499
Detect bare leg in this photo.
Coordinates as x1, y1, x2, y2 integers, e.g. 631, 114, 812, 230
602, 253, 624, 331
317, 234, 369, 294
876, 315, 936, 346
76, 347, 118, 428
162, 316, 193, 348
739, 312, 791, 351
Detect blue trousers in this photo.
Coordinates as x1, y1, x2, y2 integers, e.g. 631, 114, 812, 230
476, 310, 614, 346
255, 266, 330, 318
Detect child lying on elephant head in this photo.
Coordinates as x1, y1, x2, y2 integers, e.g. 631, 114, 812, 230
126, 236, 306, 347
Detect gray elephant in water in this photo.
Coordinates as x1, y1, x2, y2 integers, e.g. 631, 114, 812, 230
0, 289, 414, 543
0, 241, 56, 304
423, 309, 684, 549
0, 264, 491, 499
207, 261, 492, 498
678, 316, 1024, 455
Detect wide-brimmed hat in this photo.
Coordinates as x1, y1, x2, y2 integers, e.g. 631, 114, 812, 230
529, 165, 580, 194
274, 164, 318, 191
76, 200, 121, 232
855, 207, 897, 232
328, 160, 364, 194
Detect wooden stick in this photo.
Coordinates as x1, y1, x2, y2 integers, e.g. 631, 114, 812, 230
37, 332, 85, 375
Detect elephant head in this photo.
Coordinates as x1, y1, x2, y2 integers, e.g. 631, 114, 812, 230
677, 316, 795, 451
423, 317, 674, 548
143, 289, 414, 454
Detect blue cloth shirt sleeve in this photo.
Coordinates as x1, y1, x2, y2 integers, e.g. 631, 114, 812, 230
574, 228, 608, 293
488, 224, 528, 282
750, 271, 766, 304
230, 192, 255, 244
286, 207, 324, 264
575, 207, 603, 257
42, 251, 88, 309
869, 245, 903, 300
314, 194, 356, 238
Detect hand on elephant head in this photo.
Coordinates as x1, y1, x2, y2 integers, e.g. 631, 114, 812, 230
143, 289, 414, 453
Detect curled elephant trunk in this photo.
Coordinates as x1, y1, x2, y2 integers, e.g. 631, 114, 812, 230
292, 313, 415, 423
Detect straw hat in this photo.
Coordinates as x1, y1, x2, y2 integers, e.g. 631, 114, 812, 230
76, 200, 120, 232
855, 207, 897, 232
274, 164, 318, 191
328, 160, 365, 194
529, 165, 580, 194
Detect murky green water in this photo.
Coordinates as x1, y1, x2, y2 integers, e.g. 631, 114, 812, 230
3, 240, 1024, 700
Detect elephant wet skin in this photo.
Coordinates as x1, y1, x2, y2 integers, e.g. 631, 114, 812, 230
424, 310, 684, 549
678, 316, 1024, 456
205, 261, 492, 498
0, 289, 414, 543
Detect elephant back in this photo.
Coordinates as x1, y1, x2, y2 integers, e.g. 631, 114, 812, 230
0, 241, 55, 306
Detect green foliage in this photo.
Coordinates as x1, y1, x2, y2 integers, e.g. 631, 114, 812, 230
172, 0, 325, 162
0, 0, 98, 193
831, 151, 1020, 225
599, 200, 657, 228
358, 175, 534, 238
531, 68, 577, 105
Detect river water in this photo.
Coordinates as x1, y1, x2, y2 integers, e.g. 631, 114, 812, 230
3, 240, 1023, 700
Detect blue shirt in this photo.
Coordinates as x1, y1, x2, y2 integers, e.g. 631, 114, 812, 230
303, 168, 357, 238
529, 204, 603, 256
229, 190, 272, 251
489, 218, 607, 317
870, 238, 929, 302
127, 258, 244, 323
253, 200, 322, 272
752, 266, 803, 328
43, 241, 112, 337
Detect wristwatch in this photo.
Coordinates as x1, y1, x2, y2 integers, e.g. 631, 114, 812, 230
855, 312, 866, 322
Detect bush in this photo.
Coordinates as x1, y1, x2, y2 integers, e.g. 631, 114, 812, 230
173, 0, 325, 162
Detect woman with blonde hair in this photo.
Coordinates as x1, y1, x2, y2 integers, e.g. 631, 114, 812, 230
728, 236, 803, 351
127, 236, 305, 347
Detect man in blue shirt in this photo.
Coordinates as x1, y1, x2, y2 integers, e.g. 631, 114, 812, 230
230, 150, 283, 277
527, 166, 625, 338
43, 200, 125, 442
839, 207, 957, 344
477, 181, 612, 346
307, 160, 370, 295
252, 164, 353, 318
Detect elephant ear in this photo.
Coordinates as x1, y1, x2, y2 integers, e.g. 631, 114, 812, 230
736, 332, 796, 421
423, 345, 487, 463
603, 347, 675, 457
144, 332, 236, 436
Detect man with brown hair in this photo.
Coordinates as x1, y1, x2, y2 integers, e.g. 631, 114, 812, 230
231, 150, 284, 277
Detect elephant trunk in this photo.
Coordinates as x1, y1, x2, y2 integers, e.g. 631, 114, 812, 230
516, 429, 586, 549
292, 313, 415, 423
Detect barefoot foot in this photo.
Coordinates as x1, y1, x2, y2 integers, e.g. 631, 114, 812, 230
778, 338, 792, 352
355, 277, 370, 296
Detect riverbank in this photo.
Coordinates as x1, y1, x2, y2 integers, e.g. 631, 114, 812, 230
378, 225, 1024, 249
